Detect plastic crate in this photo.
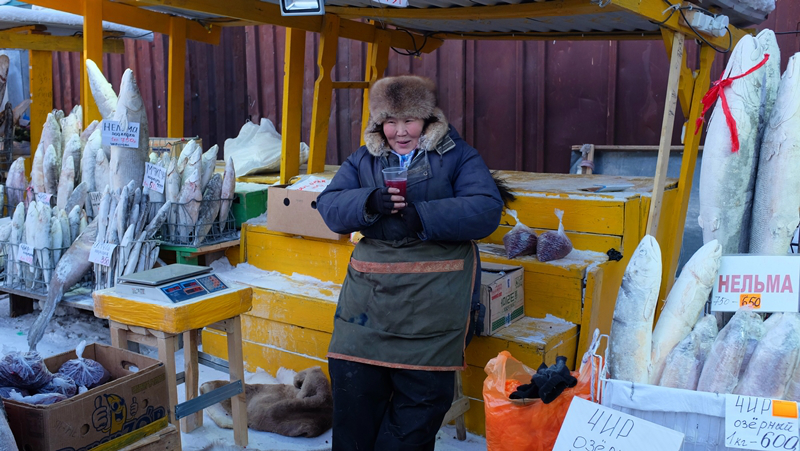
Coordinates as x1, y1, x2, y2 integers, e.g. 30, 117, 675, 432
231, 186, 268, 228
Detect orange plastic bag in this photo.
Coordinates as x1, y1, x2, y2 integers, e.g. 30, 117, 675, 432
483, 351, 593, 451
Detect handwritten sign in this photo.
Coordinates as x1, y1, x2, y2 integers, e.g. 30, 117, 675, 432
35, 192, 52, 205
143, 162, 166, 194
17, 243, 34, 265
89, 191, 103, 213
101, 120, 140, 148
712, 255, 800, 313
725, 394, 799, 450
553, 397, 684, 451
371, 0, 408, 7
89, 242, 117, 267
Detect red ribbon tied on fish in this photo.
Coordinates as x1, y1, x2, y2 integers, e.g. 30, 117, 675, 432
694, 53, 770, 153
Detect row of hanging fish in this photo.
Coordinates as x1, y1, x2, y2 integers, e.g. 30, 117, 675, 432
0, 201, 88, 292
699, 30, 800, 256
158, 139, 236, 246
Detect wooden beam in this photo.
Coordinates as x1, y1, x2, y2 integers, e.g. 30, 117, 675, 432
23, 0, 221, 45
168, 16, 187, 138
132, 0, 442, 53
662, 30, 693, 115
225, 316, 248, 447
0, 31, 124, 53
279, 28, 306, 185
308, 15, 339, 175
570, 145, 703, 152
84, 0, 104, 126
328, 0, 615, 21
646, 30, 684, 238
425, 31, 666, 41
331, 81, 370, 89
360, 28, 391, 147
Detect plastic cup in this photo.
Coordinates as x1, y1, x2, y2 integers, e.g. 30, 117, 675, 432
382, 167, 408, 199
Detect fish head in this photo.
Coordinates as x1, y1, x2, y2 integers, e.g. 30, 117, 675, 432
115, 69, 144, 130
685, 239, 722, 282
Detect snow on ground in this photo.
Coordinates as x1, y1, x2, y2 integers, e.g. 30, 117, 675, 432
0, 296, 487, 450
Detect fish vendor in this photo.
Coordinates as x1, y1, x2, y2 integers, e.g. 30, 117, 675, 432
316, 75, 506, 451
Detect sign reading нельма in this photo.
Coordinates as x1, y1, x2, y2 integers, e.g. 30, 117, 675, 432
101, 120, 140, 148
725, 394, 799, 450
552, 397, 684, 451
711, 255, 800, 313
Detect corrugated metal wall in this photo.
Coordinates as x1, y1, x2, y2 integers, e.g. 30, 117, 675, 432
52, 1, 800, 173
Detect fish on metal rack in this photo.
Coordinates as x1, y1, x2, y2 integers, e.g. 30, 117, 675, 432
698, 35, 767, 254
28, 220, 98, 350
31, 142, 46, 194
49, 215, 62, 263
81, 130, 99, 193
59, 105, 83, 145
194, 173, 222, 246
56, 155, 75, 211
177, 140, 198, 176
40, 112, 62, 160
96, 187, 111, 243
735, 313, 800, 398
608, 235, 662, 384
177, 168, 202, 243
65, 181, 89, 217
85, 59, 118, 119
62, 135, 82, 182
68, 205, 81, 243
109, 69, 149, 192
658, 315, 718, 390
34, 203, 52, 285
8, 203, 24, 285
79, 210, 88, 235
58, 209, 70, 250
6, 157, 27, 207
95, 140, 110, 193
749, 53, 800, 255
697, 309, 763, 394
650, 240, 722, 384
219, 157, 236, 232
200, 144, 219, 191
165, 157, 180, 237
182, 144, 202, 188
43, 144, 60, 196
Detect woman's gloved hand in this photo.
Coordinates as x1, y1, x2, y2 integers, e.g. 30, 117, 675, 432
401, 204, 423, 233
367, 187, 405, 215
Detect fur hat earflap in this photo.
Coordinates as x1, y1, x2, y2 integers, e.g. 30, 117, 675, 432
363, 75, 449, 156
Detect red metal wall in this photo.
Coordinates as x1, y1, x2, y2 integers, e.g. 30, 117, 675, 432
52, 1, 800, 173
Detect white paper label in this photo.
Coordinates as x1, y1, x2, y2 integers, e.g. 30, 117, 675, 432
35, 192, 52, 204
712, 255, 800, 313
553, 398, 684, 451
89, 191, 103, 213
725, 394, 799, 450
101, 120, 140, 148
17, 243, 34, 265
89, 242, 117, 267
143, 162, 166, 194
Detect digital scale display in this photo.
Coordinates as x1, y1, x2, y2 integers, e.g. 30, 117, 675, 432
160, 275, 228, 303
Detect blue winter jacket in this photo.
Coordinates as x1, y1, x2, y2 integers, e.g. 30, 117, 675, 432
316, 125, 503, 242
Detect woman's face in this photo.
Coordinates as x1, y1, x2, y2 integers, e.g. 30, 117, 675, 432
383, 117, 424, 155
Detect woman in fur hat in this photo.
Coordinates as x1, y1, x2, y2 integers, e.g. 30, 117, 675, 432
317, 75, 505, 450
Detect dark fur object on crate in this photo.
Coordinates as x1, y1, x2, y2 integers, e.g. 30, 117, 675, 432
200, 366, 332, 438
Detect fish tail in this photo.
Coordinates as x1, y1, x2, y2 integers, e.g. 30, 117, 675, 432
28, 279, 64, 350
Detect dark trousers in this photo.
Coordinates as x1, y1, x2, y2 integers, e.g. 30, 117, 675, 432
329, 358, 455, 451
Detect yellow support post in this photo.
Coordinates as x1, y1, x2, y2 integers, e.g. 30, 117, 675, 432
28, 49, 52, 177
83, 0, 103, 126
360, 28, 391, 146
168, 17, 187, 138
307, 15, 339, 175
279, 28, 306, 185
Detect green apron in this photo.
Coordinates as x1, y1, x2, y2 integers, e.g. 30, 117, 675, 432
328, 237, 475, 370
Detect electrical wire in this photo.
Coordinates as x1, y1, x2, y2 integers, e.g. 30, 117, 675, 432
657, 0, 732, 53
390, 27, 431, 56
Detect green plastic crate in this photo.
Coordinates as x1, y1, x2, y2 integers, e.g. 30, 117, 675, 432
231, 185, 269, 228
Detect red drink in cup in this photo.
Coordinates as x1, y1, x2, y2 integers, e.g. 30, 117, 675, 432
382, 167, 408, 199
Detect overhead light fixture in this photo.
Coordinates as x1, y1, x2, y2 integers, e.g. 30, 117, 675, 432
279, 0, 325, 16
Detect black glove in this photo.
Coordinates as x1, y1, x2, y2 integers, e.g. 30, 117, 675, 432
401, 203, 423, 233
366, 187, 397, 215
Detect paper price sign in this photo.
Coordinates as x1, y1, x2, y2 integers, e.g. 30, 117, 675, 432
712, 255, 800, 313
89, 191, 103, 213
17, 243, 34, 265
35, 192, 52, 204
89, 242, 117, 267
553, 397, 684, 451
725, 394, 799, 450
101, 120, 140, 149
143, 162, 166, 194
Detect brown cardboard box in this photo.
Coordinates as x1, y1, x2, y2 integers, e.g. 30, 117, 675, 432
266, 184, 345, 240
3, 343, 169, 451
480, 262, 525, 336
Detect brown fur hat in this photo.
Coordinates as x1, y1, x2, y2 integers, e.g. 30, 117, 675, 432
364, 75, 449, 156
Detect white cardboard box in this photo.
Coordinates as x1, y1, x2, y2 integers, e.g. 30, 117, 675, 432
480, 262, 524, 336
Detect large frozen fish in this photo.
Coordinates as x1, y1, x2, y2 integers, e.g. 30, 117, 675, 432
698, 35, 767, 254
219, 157, 236, 232
81, 130, 99, 193
697, 309, 763, 394
62, 134, 82, 182
59, 105, 82, 145
28, 220, 98, 350
608, 235, 662, 383
49, 215, 62, 263
165, 157, 180, 237
65, 181, 89, 216
80, 120, 100, 148
749, 54, 800, 254
58, 210, 70, 249
40, 112, 62, 160
95, 141, 110, 192
68, 205, 81, 243
109, 69, 149, 191
176, 140, 198, 176
6, 157, 27, 207
650, 240, 722, 384
56, 155, 75, 211
182, 144, 202, 187
34, 203, 52, 285
43, 144, 60, 196
9, 203, 24, 285
756, 30, 780, 148
735, 313, 800, 398
200, 144, 218, 191
96, 187, 111, 243
85, 59, 117, 119
31, 142, 46, 194
176, 168, 202, 243
194, 173, 222, 246
659, 315, 718, 390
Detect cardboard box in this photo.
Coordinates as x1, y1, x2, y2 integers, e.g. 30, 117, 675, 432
4, 343, 169, 451
480, 262, 525, 335
266, 184, 345, 240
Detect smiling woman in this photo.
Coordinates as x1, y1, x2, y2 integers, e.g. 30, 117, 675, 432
382, 117, 424, 155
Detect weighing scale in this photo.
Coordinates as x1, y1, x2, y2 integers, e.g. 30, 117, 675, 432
115, 264, 232, 303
